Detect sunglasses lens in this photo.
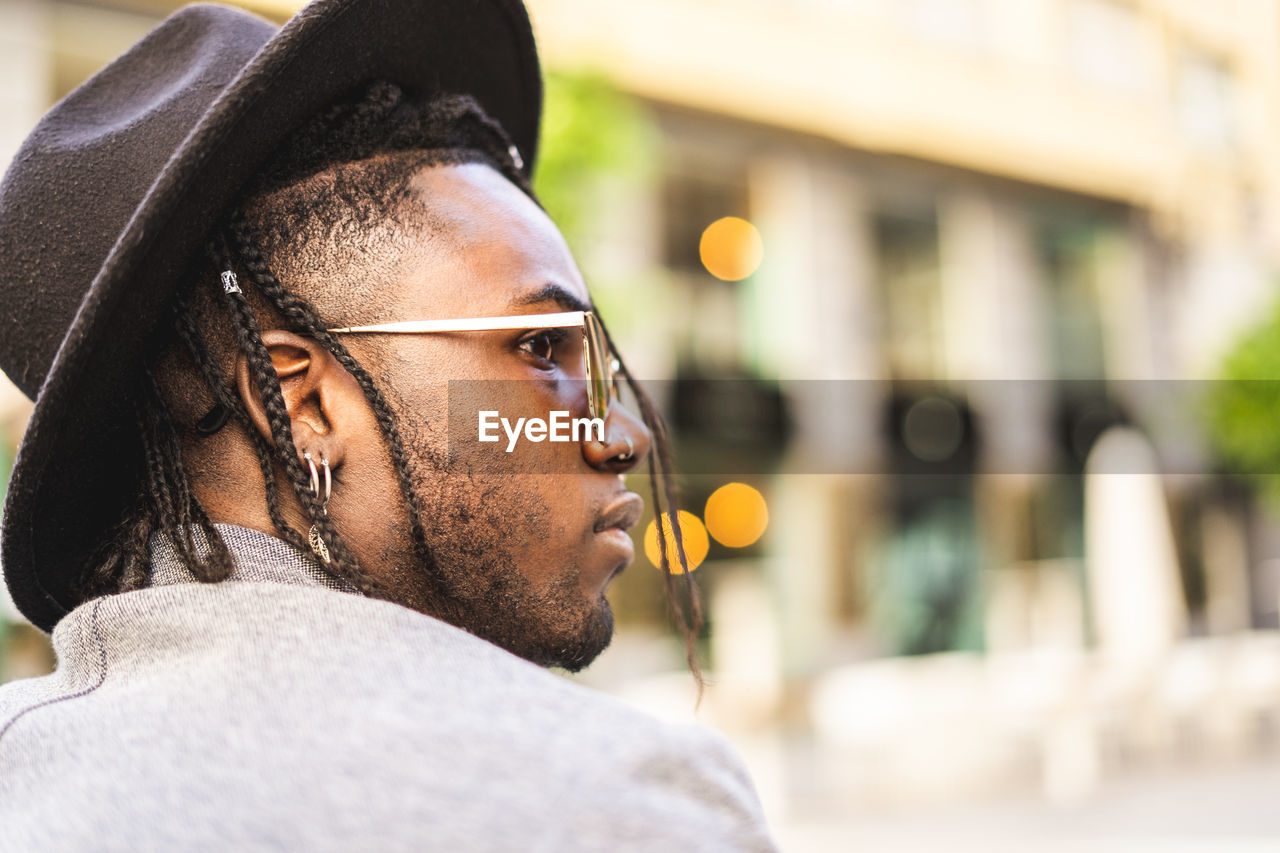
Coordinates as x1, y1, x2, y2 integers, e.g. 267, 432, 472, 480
584, 314, 613, 421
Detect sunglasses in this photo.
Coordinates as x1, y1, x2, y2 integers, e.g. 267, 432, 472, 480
327, 310, 621, 422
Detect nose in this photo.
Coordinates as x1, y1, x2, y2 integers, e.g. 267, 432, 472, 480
582, 400, 652, 473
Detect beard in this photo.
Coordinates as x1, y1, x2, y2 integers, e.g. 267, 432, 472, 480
379, 416, 615, 673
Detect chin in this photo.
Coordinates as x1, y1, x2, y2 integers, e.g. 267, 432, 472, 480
533, 598, 616, 673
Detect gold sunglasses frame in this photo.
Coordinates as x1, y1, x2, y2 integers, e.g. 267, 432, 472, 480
327, 310, 618, 421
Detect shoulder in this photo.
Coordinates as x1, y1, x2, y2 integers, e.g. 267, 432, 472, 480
1, 582, 779, 851
52, 582, 690, 749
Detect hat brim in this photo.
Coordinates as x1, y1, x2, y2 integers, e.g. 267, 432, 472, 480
2, 0, 541, 631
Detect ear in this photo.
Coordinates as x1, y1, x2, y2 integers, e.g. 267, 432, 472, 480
235, 330, 362, 467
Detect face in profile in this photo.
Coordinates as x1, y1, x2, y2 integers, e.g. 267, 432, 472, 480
332, 162, 652, 671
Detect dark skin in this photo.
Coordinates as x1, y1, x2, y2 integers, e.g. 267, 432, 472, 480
191, 162, 653, 670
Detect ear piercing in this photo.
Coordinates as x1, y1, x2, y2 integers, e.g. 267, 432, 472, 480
304, 451, 331, 564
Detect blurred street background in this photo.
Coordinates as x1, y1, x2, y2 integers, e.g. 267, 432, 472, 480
4, 0, 1280, 849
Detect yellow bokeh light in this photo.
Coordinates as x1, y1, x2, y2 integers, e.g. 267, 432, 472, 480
644, 510, 710, 574
704, 483, 769, 548
699, 216, 764, 282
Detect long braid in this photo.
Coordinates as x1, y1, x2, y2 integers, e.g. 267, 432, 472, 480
646, 407, 705, 696
141, 366, 234, 583
211, 236, 386, 598
225, 213, 446, 593
172, 285, 302, 555
598, 319, 705, 699
82, 366, 233, 598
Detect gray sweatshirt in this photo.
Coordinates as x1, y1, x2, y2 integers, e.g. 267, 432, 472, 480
0, 525, 778, 852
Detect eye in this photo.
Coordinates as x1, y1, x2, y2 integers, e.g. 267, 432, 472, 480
518, 328, 569, 366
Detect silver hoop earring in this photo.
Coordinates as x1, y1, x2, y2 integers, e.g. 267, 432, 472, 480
303, 451, 332, 564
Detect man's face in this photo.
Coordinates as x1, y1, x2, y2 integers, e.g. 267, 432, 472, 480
333, 162, 650, 671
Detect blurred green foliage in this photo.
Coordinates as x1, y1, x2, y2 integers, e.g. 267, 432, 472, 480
532, 70, 657, 256
1205, 291, 1280, 502
531, 70, 663, 341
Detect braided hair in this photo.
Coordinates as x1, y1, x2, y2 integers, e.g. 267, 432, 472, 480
84, 82, 704, 689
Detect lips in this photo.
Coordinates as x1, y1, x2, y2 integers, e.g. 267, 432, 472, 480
594, 492, 644, 535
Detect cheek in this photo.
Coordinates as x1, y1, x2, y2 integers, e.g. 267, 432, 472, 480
536, 476, 588, 518
341, 404, 411, 528
513, 475, 591, 562
374, 369, 451, 455
458, 474, 585, 544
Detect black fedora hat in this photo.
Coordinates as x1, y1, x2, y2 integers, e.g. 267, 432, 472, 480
0, 0, 542, 631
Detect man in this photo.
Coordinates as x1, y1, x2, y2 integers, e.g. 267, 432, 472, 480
0, 1, 777, 849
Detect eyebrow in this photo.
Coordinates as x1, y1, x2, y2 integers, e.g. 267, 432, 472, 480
513, 282, 592, 315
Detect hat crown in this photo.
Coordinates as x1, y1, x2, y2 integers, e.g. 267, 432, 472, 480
0, 4, 273, 399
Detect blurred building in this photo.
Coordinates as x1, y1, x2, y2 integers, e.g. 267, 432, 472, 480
528, 0, 1280, 817
2, 0, 1280, 832
525, 0, 1280, 666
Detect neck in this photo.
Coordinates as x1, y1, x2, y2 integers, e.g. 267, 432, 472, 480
147, 523, 359, 593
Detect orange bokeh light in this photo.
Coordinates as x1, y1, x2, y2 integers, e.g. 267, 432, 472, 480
704, 483, 769, 548
699, 216, 764, 281
644, 510, 710, 574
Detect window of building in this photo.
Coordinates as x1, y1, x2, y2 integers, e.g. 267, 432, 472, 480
874, 208, 946, 381
662, 169, 750, 275
1037, 220, 1108, 380
1177, 47, 1236, 149
660, 160, 753, 373
1066, 0, 1149, 96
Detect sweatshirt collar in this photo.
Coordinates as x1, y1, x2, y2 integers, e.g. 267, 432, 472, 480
147, 524, 359, 594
